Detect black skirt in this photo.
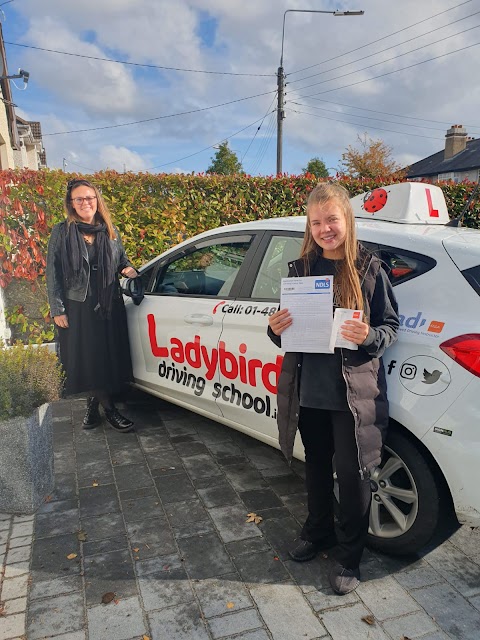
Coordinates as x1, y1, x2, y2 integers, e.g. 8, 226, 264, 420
57, 289, 133, 396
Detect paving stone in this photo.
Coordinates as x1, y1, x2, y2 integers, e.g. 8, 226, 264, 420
207, 608, 263, 639
35, 509, 80, 538
281, 493, 309, 523
4, 561, 30, 578
135, 552, 183, 577
178, 533, 235, 579
113, 462, 153, 491
27, 592, 84, 639
194, 574, 254, 618
469, 592, 480, 611
382, 610, 439, 639
258, 516, 300, 560
233, 550, 290, 585
394, 564, 444, 590
138, 562, 194, 611
260, 464, 294, 478
194, 422, 233, 445
411, 632, 451, 640
109, 443, 146, 466
255, 506, 291, 522
239, 488, 284, 511
79, 484, 120, 518
225, 537, 272, 558
284, 556, 334, 593
208, 504, 263, 544
155, 473, 197, 504
250, 582, 327, 640
223, 631, 270, 640
266, 474, 305, 496
83, 549, 137, 605
7, 535, 32, 549
425, 541, 480, 597
173, 519, 216, 539
6, 545, 31, 564
3, 596, 27, 615
126, 516, 176, 558
37, 498, 78, 514
147, 450, 184, 475
87, 597, 146, 640
223, 464, 268, 491
120, 492, 164, 523
0, 612, 25, 639
197, 479, 241, 509
207, 442, 245, 461
164, 421, 199, 437
306, 586, 359, 611
321, 602, 390, 639
31, 534, 80, 583
411, 582, 480, 640
1, 574, 29, 600
29, 575, 82, 601
356, 575, 420, 621
10, 521, 34, 539
139, 433, 173, 453
77, 464, 115, 488
148, 601, 210, 640
448, 525, 480, 557
245, 446, 285, 470
83, 533, 129, 557
0, 530, 9, 545
80, 512, 126, 541
42, 632, 86, 640
174, 441, 209, 457
164, 499, 209, 527
182, 453, 222, 479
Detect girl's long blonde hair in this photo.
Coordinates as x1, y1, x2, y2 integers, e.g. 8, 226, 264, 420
300, 183, 364, 311
64, 179, 116, 240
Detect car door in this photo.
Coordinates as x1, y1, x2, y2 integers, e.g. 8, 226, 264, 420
218, 231, 304, 450
125, 233, 256, 418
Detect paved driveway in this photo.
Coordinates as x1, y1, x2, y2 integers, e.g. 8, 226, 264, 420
1, 390, 479, 640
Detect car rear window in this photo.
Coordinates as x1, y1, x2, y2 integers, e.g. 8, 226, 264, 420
461, 265, 480, 296
361, 242, 436, 286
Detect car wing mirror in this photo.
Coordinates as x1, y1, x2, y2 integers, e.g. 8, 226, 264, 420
122, 276, 145, 305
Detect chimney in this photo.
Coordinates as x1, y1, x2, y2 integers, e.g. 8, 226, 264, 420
445, 124, 467, 160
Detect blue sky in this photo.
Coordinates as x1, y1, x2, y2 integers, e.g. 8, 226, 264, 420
3, 0, 480, 176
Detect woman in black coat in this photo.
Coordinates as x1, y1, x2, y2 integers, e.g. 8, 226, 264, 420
268, 183, 399, 595
47, 178, 137, 432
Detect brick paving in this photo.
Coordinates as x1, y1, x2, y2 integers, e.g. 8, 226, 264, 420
1, 391, 479, 640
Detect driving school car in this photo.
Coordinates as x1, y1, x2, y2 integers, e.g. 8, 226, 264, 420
123, 182, 480, 555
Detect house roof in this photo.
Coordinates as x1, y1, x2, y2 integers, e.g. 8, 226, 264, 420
407, 137, 480, 178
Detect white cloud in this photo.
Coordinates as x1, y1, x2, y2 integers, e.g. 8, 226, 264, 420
98, 145, 148, 172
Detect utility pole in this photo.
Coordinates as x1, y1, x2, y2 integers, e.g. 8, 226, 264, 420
62, 157, 67, 172
276, 66, 285, 175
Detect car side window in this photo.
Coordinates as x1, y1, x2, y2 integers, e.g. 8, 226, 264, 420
362, 242, 436, 286
251, 235, 303, 301
138, 263, 157, 293
152, 239, 253, 296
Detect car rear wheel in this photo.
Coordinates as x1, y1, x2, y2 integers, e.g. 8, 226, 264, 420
334, 429, 441, 555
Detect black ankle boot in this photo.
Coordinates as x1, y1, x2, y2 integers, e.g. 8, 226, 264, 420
104, 407, 134, 433
83, 397, 101, 429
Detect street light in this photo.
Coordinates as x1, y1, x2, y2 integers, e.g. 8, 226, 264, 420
277, 9, 364, 175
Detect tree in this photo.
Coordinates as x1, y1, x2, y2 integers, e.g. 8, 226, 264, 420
339, 133, 406, 179
206, 141, 243, 175
302, 157, 329, 179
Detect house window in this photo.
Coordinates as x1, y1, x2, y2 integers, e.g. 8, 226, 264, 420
438, 172, 464, 183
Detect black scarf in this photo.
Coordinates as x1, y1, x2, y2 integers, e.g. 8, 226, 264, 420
61, 221, 116, 319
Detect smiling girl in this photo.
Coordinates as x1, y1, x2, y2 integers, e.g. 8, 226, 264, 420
268, 182, 399, 595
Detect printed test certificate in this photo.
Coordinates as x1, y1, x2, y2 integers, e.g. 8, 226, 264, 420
280, 275, 334, 353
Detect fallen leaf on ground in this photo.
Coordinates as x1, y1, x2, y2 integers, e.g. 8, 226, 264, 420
226, 602, 235, 609
66, 553, 77, 560
0, 603, 5, 617
77, 530, 88, 542
133, 547, 140, 552
92, 481, 99, 487
362, 615, 375, 625
101, 592, 116, 604
142, 636, 151, 640
246, 512, 263, 524
44, 495, 52, 503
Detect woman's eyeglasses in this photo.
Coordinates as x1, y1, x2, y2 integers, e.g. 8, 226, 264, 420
71, 196, 97, 205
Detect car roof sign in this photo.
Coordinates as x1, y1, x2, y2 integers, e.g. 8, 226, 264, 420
351, 182, 450, 225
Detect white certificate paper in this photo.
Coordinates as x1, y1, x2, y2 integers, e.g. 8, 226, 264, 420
280, 275, 334, 353
329, 308, 364, 352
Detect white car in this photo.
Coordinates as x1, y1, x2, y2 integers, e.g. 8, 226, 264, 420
123, 182, 480, 555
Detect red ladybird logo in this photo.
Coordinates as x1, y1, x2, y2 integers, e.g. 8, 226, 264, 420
363, 188, 388, 213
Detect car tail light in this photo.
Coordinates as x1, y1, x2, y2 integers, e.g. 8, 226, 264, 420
440, 334, 480, 378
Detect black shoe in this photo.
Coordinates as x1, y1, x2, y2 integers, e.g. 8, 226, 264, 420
104, 407, 134, 433
288, 535, 337, 562
83, 397, 101, 429
329, 563, 361, 595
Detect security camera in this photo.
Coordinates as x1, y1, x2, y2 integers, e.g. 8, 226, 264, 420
19, 69, 29, 83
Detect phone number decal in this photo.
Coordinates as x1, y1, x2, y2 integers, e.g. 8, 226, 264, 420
222, 304, 277, 316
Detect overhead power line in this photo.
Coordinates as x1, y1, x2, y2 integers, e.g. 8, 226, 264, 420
145, 111, 276, 170
241, 93, 277, 163
287, 9, 480, 86
287, 107, 445, 140
5, 41, 274, 77
294, 40, 480, 100
43, 89, 276, 136
287, 0, 473, 76
291, 24, 480, 94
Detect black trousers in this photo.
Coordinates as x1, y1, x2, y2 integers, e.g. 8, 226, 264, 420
298, 406, 372, 569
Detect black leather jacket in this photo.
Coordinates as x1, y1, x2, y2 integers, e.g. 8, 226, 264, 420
46, 221, 132, 318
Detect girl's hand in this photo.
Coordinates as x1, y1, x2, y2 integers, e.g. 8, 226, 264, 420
54, 314, 69, 329
269, 308, 292, 336
121, 266, 137, 278
341, 319, 370, 345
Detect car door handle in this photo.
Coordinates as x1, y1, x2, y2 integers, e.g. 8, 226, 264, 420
184, 314, 213, 326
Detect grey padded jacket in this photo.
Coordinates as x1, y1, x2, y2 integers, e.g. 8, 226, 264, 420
268, 245, 399, 478
46, 221, 132, 318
